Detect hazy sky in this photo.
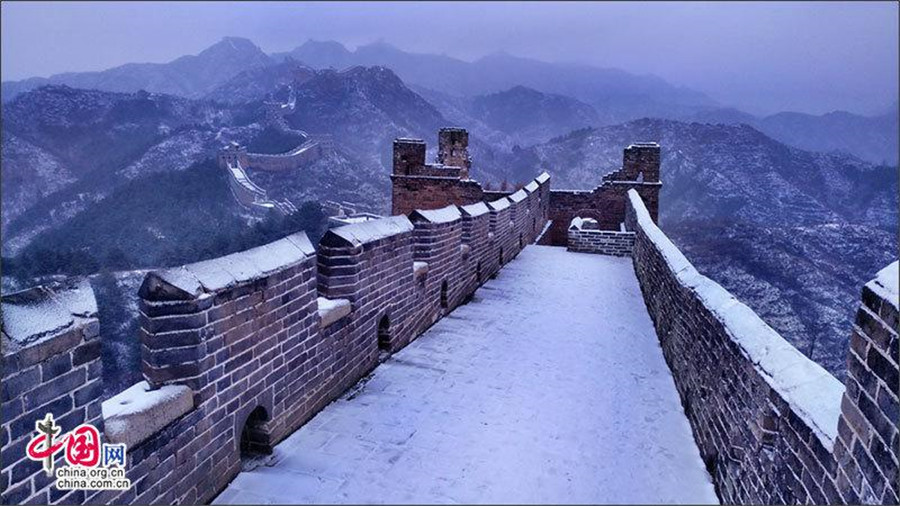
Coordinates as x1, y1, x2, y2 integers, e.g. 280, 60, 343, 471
2, 1, 897, 115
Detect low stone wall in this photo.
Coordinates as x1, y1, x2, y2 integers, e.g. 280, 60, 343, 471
0, 171, 551, 505
625, 189, 898, 504
567, 217, 634, 256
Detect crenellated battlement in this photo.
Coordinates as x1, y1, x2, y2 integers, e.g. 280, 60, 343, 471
1, 157, 551, 504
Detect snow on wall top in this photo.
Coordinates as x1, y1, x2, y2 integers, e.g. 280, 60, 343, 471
326, 215, 414, 247
487, 198, 510, 211
317, 297, 351, 328
460, 202, 489, 217
509, 190, 528, 203
142, 232, 315, 299
410, 205, 462, 224
102, 381, 194, 449
867, 261, 899, 310
524, 181, 539, 193
536, 172, 550, 184
1, 278, 97, 350
627, 189, 844, 448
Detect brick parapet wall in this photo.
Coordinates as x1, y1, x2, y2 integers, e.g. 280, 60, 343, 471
0, 168, 551, 505
1, 281, 104, 505
487, 198, 516, 268
625, 189, 898, 505
832, 263, 899, 503
410, 207, 465, 336
317, 216, 417, 353
459, 203, 492, 296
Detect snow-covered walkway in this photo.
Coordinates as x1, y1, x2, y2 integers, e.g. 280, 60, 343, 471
214, 246, 718, 504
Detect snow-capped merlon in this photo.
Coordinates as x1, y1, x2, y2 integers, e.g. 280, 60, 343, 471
323, 215, 414, 248
509, 189, 528, 203
524, 181, 539, 193
867, 261, 899, 310
487, 198, 510, 211
1, 278, 96, 347
627, 189, 844, 448
140, 232, 315, 300
410, 204, 462, 224
460, 202, 490, 217
535, 172, 551, 184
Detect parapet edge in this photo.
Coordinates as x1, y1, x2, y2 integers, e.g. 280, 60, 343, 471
627, 189, 844, 448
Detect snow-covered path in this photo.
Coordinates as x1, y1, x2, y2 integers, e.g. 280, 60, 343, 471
215, 246, 718, 504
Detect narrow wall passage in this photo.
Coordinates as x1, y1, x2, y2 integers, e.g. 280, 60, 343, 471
215, 246, 718, 504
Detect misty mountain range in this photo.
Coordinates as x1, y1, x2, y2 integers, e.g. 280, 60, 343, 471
2, 36, 897, 164
1, 36, 897, 382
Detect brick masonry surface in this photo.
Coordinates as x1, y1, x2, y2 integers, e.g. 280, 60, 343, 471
568, 228, 635, 256
1, 286, 103, 506
625, 189, 898, 505
0, 168, 551, 505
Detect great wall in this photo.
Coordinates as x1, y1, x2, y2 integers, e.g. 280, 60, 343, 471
217, 93, 334, 217
1, 127, 897, 505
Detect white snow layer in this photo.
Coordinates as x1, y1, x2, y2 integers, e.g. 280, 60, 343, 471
460, 201, 490, 217
868, 261, 899, 310
535, 172, 551, 184
412, 205, 462, 224
154, 233, 315, 295
1, 279, 96, 346
509, 189, 528, 203
215, 246, 717, 504
627, 189, 843, 448
318, 297, 352, 328
487, 198, 510, 211
329, 215, 414, 247
102, 381, 194, 448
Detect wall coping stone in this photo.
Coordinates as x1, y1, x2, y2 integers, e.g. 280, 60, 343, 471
535, 172, 550, 184
317, 297, 351, 328
101, 381, 194, 449
487, 198, 510, 211
509, 189, 528, 203
140, 232, 314, 300
628, 189, 845, 447
868, 261, 899, 310
460, 202, 489, 217
410, 205, 462, 224
1, 278, 96, 350
323, 215, 414, 248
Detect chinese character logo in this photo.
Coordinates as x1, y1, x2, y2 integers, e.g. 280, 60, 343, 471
26, 414, 120, 474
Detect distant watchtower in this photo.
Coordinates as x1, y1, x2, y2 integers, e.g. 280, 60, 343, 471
392, 138, 427, 176
437, 127, 471, 179
390, 128, 483, 216
218, 141, 248, 169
